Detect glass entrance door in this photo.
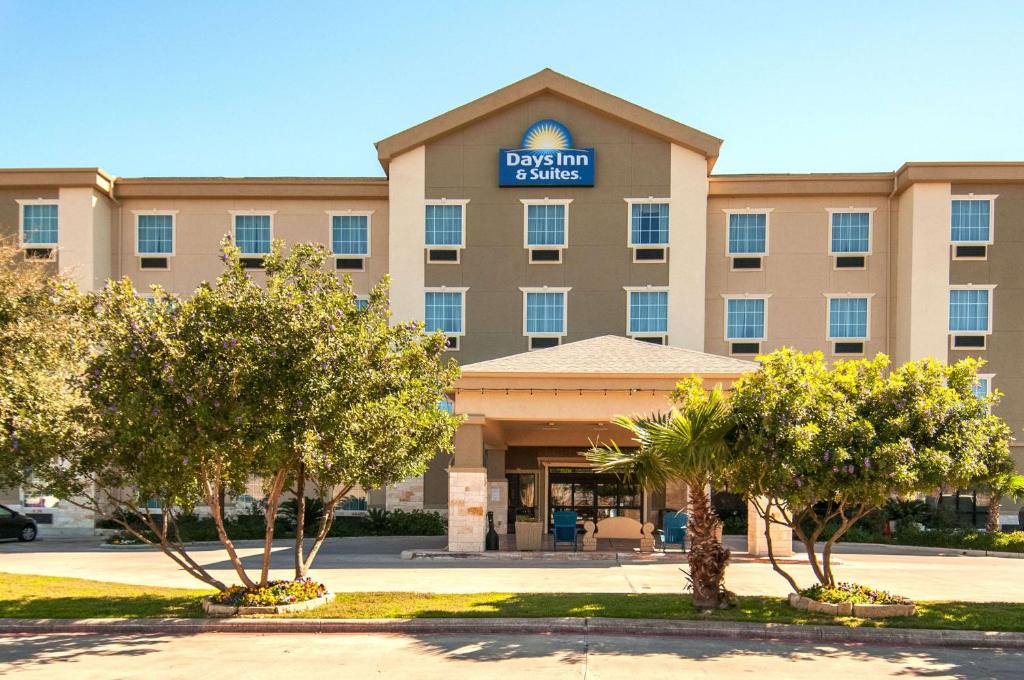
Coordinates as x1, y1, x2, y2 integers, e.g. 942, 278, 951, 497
506, 473, 537, 533
547, 467, 642, 531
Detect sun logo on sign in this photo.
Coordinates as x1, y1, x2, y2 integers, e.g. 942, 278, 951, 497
521, 119, 573, 151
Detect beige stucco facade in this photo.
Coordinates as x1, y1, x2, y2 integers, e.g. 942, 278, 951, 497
2, 69, 1023, 536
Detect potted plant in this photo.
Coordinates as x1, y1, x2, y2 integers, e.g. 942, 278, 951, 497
514, 513, 543, 551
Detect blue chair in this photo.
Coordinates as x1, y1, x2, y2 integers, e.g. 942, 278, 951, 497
552, 511, 578, 551
659, 511, 688, 551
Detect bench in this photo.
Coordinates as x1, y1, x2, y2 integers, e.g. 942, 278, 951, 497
581, 516, 655, 552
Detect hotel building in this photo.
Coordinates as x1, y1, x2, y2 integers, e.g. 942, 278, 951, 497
2, 69, 1021, 545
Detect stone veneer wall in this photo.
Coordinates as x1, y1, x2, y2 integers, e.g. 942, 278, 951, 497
11, 503, 96, 537
448, 469, 487, 551
385, 475, 425, 511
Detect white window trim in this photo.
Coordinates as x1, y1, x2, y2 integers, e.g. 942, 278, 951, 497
229, 210, 276, 256
976, 372, 995, 413
721, 293, 771, 342
132, 210, 178, 257
623, 286, 669, 339
16, 198, 59, 248
425, 198, 469, 251
950, 194, 997, 246
424, 286, 468, 339
519, 286, 571, 338
826, 207, 875, 256
723, 208, 772, 257
948, 284, 996, 336
521, 198, 571, 253
327, 210, 374, 258
625, 197, 671, 249
824, 293, 874, 341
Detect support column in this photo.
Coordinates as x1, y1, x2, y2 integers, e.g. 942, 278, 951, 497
747, 498, 793, 557
385, 476, 424, 511
448, 418, 487, 552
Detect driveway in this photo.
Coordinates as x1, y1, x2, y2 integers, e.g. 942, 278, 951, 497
0, 535, 1021, 602
2, 632, 1021, 679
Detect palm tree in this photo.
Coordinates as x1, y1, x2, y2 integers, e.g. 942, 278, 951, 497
585, 383, 734, 609
981, 473, 1024, 533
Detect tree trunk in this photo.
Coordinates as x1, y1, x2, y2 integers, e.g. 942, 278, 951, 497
293, 462, 307, 579
686, 481, 730, 609
754, 496, 800, 594
987, 493, 1002, 534
300, 484, 352, 576
260, 470, 288, 586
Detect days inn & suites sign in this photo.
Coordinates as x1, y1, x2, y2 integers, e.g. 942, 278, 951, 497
499, 119, 595, 187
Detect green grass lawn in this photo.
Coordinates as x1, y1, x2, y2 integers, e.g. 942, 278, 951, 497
1, 572, 1021, 632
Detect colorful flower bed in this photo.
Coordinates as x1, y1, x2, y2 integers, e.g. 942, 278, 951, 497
211, 579, 328, 607
801, 582, 912, 606
105, 533, 142, 545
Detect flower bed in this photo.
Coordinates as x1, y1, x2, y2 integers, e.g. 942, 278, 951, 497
203, 579, 333, 616
788, 582, 915, 618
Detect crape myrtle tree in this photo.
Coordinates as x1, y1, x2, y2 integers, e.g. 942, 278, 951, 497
729, 348, 1013, 591
5, 239, 460, 591
585, 377, 734, 609
0, 245, 92, 503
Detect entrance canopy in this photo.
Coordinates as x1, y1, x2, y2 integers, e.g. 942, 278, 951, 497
446, 336, 757, 551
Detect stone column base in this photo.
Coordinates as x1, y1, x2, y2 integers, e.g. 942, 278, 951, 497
747, 497, 793, 557
448, 468, 487, 552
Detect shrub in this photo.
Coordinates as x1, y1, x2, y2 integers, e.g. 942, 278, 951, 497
278, 496, 326, 531
895, 526, 1024, 553
385, 509, 447, 536
801, 582, 912, 605
211, 578, 328, 607
365, 507, 391, 534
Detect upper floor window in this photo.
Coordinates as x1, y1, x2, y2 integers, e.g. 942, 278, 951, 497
523, 199, 569, 263
232, 213, 273, 255
725, 297, 766, 340
951, 197, 995, 244
136, 213, 175, 255
629, 202, 669, 246
829, 211, 871, 254
425, 288, 466, 350
949, 288, 991, 333
626, 289, 668, 341
522, 288, 569, 349
354, 295, 369, 311
20, 202, 59, 246
972, 375, 992, 401
727, 212, 768, 256
827, 296, 869, 339
331, 213, 370, 257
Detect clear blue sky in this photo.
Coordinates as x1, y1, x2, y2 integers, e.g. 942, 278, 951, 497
2, 1, 1022, 177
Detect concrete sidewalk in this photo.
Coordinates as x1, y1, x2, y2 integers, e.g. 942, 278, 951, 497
1, 536, 1021, 602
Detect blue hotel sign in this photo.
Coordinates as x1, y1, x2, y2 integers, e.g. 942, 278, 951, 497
499, 119, 595, 187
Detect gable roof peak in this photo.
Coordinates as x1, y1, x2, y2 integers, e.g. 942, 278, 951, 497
376, 69, 722, 173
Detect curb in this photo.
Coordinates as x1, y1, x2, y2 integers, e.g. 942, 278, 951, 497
835, 542, 1023, 560
1, 617, 1021, 649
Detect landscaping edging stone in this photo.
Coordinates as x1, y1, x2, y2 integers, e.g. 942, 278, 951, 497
788, 592, 916, 618
1, 616, 1021, 649
201, 592, 335, 617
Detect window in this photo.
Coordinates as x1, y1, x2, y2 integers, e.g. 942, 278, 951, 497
522, 288, 569, 348
972, 375, 992, 401
425, 201, 467, 263
829, 210, 871, 256
354, 296, 369, 311
627, 200, 669, 263
727, 212, 768, 255
523, 199, 569, 263
725, 297, 766, 340
827, 297, 869, 339
19, 202, 59, 259
626, 289, 668, 340
949, 288, 992, 334
232, 212, 273, 264
134, 212, 175, 262
331, 213, 370, 256
951, 197, 995, 244
425, 289, 466, 350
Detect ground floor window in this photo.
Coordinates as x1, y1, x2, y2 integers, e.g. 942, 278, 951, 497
546, 467, 641, 531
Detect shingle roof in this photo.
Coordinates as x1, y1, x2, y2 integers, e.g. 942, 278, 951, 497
459, 335, 758, 376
